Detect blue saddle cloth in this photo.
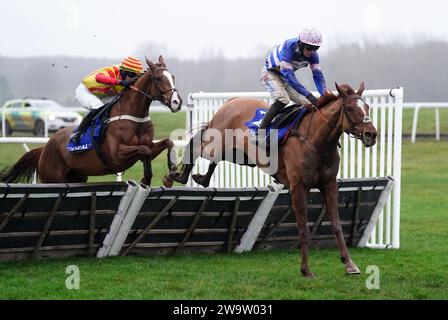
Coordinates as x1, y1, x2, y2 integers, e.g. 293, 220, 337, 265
245, 105, 308, 144
67, 117, 105, 153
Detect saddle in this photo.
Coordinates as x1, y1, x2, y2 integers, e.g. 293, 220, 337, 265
245, 104, 308, 147
271, 104, 306, 130
66, 102, 113, 153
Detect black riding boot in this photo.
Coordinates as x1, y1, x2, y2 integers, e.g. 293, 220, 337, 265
70, 110, 96, 144
250, 100, 286, 145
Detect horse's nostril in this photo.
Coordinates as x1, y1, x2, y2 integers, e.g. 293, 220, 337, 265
365, 131, 377, 139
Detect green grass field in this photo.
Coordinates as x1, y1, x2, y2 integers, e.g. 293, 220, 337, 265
0, 110, 447, 299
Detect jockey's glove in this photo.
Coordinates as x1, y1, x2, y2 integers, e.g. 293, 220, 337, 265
306, 93, 319, 107
118, 78, 137, 88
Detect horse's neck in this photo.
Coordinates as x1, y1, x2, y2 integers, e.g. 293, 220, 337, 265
111, 73, 152, 118
306, 99, 344, 152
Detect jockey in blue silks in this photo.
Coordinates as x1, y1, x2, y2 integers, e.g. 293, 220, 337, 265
251, 28, 327, 144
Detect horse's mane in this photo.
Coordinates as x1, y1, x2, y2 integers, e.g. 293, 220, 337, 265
320, 89, 339, 105
319, 83, 356, 106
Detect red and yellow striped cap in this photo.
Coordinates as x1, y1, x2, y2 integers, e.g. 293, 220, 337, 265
120, 56, 144, 74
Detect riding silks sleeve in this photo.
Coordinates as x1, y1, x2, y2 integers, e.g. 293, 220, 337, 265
309, 53, 326, 96
95, 72, 119, 86
278, 47, 309, 97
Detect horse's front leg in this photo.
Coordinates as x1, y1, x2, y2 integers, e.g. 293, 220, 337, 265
149, 139, 176, 170
320, 180, 361, 275
192, 162, 217, 187
290, 184, 314, 278
147, 138, 179, 187
141, 159, 152, 186
114, 145, 151, 178
116, 144, 152, 161
116, 144, 154, 185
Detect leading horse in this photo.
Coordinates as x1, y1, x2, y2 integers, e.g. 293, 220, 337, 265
0, 56, 182, 185
164, 82, 377, 277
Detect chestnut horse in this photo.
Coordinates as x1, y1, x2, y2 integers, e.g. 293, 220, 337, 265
0, 56, 182, 185
164, 82, 377, 277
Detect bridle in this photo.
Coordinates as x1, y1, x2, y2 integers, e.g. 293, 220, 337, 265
312, 95, 372, 139
297, 95, 372, 153
105, 66, 179, 126
129, 67, 179, 110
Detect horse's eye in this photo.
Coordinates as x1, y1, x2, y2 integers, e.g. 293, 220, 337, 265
155, 76, 162, 81
347, 107, 354, 113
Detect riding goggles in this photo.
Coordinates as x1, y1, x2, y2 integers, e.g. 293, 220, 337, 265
304, 44, 320, 51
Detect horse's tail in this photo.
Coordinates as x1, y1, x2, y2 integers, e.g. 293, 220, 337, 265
176, 122, 209, 168
186, 122, 209, 139
0, 147, 44, 183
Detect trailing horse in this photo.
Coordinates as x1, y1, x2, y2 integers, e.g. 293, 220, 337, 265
164, 82, 377, 277
0, 56, 182, 185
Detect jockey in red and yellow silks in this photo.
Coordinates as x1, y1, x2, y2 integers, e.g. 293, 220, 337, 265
81, 65, 125, 97
75, 56, 144, 110
71, 56, 144, 144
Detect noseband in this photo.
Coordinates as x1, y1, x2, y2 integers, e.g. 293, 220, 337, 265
340, 96, 372, 139
312, 96, 371, 137
130, 67, 179, 109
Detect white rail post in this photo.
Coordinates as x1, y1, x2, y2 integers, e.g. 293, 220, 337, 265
360, 177, 395, 248
411, 104, 421, 143
391, 87, 403, 249
435, 107, 440, 141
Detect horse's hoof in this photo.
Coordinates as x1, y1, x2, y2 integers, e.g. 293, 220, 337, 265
192, 174, 204, 185
301, 268, 315, 278
346, 262, 361, 275
162, 175, 173, 188
141, 178, 150, 186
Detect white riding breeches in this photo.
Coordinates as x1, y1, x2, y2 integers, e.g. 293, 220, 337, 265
75, 83, 115, 110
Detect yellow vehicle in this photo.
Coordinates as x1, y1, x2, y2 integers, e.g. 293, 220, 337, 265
1, 98, 82, 136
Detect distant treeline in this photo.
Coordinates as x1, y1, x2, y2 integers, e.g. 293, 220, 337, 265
0, 40, 447, 106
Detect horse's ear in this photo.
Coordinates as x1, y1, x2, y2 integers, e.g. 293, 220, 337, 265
335, 82, 348, 99
145, 56, 156, 70
158, 55, 165, 66
357, 82, 365, 96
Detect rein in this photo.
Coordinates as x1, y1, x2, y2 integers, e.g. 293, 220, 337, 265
312, 96, 371, 135
295, 95, 372, 153
107, 67, 178, 124
130, 67, 179, 110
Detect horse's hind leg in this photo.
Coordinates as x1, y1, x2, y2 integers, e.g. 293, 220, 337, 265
163, 129, 205, 186
66, 171, 88, 183
38, 145, 69, 183
192, 162, 217, 187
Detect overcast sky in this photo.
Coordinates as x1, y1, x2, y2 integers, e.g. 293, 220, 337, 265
1, 0, 445, 60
